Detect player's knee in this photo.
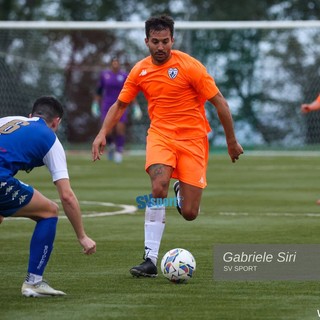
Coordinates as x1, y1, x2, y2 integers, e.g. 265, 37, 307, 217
182, 209, 199, 221
152, 184, 168, 199
36, 201, 58, 220
48, 201, 59, 217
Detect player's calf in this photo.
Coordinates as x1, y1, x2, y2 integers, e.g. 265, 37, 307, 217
173, 181, 200, 220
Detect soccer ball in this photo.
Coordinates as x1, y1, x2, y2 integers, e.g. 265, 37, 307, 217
160, 248, 196, 283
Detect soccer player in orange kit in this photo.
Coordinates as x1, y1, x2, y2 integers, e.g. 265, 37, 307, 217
92, 15, 243, 277
301, 94, 320, 204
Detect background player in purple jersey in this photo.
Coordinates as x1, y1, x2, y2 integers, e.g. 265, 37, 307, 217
0, 96, 96, 297
91, 57, 141, 163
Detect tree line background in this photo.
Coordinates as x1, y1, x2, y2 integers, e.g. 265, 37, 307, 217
0, 0, 319, 148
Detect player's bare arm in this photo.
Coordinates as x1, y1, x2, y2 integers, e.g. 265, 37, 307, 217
54, 178, 96, 255
92, 99, 129, 161
209, 92, 244, 162
301, 98, 320, 113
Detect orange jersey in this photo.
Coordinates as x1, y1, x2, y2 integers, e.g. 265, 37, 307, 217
317, 94, 320, 103
118, 50, 219, 140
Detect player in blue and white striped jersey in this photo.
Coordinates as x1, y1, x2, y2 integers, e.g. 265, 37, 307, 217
0, 96, 96, 297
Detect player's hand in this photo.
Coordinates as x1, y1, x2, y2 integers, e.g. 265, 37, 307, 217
91, 102, 101, 118
79, 235, 96, 255
92, 133, 106, 161
132, 103, 143, 121
301, 104, 311, 113
0, 215, 4, 225
228, 142, 244, 163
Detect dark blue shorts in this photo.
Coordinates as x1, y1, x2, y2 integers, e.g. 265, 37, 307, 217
0, 177, 34, 217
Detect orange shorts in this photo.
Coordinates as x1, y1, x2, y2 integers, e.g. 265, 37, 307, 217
145, 131, 209, 188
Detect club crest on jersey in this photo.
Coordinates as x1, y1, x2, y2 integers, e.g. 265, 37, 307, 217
168, 68, 178, 79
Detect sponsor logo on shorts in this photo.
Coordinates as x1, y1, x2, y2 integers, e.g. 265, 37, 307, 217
12, 190, 19, 200
0, 182, 7, 188
19, 194, 28, 205
5, 185, 13, 195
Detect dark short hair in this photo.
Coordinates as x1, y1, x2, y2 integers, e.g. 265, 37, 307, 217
145, 15, 174, 39
31, 96, 64, 122
111, 55, 119, 62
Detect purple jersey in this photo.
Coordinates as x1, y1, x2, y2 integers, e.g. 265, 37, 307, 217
98, 69, 128, 121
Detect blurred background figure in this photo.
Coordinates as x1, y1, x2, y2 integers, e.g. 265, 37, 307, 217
91, 56, 141, 163
301, 94, 320, 113
301, 93, 320, 205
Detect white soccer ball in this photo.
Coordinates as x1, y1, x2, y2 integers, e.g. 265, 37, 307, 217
160, 248, 196, 283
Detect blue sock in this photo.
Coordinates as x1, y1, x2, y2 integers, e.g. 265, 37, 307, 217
28, 217, 58, 276
115, 135, 125, 153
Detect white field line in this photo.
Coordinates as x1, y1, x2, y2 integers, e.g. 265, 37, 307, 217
5, 201, 320, 221
4, 200, 137, 221
218, 212, 320, 217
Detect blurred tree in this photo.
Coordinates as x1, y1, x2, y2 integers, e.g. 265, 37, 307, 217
0, 0, 319, 145
169, 0, 320, 145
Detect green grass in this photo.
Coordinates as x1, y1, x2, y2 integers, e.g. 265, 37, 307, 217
1, 152, 320, 320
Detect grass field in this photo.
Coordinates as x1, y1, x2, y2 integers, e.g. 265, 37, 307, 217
2, 151, 320, 320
